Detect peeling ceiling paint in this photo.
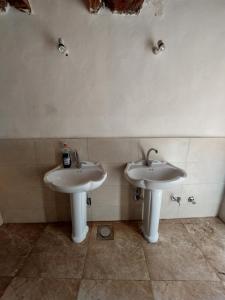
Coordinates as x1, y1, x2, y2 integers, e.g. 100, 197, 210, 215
0, 0, 31, 14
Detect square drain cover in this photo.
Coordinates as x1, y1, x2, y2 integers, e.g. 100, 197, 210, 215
97, 224, 114, 240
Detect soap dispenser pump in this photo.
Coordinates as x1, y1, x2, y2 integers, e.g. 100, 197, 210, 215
62, 143, 71, 168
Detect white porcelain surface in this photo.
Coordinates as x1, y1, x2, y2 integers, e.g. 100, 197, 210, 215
125, 160, 187, 191
44, 161, 107, 243
125, 160, 187, 243
44, 161, 107, 194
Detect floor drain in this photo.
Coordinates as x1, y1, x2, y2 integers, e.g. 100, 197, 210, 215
97, 224, 114, 240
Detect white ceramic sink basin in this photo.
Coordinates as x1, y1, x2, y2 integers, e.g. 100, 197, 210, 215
124, 159, 187, 244
124, 160, 187, 190
44, 161, 107, 244
44, 161, 107, 193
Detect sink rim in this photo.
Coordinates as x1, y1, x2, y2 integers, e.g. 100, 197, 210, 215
124, 160, 187, 190
44, 161, 107, 193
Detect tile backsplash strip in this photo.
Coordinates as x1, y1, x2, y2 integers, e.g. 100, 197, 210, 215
0, 138, 224, 223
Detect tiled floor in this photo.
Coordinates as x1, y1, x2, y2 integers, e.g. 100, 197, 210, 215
1, 218, 225, 299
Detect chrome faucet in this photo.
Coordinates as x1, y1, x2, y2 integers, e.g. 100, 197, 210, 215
71, 149, 82, 169
146, 148, 158, 167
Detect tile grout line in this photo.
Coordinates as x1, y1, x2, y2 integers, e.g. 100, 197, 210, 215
0, 223, 47, 297
9, 275, 225, 282
181, 222, 222, 282
15, 224, 48, 278
80, 223, 92, 281
138, 224, 156, 300
185, 137, 191, 166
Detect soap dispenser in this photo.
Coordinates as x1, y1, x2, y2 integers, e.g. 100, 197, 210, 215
62, 143, 71, 168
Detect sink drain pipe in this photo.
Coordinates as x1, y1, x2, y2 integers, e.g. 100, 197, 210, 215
134, 188, 144, 201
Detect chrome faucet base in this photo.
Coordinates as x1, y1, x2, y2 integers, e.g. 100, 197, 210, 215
71, 150, 82, 169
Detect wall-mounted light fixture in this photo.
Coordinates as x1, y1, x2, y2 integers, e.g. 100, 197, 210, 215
58, 38, 69, 56
152, 40, 165, 55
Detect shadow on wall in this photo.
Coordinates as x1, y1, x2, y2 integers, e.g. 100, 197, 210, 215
119, 185, 143, 221
42, 187, 71, 222
219, 189, 225, 223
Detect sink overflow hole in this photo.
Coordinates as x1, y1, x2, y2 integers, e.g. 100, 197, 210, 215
97, 225, 114, 240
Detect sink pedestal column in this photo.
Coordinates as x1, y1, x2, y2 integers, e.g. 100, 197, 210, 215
142, 189, 162, 243
70, 192, 89, 243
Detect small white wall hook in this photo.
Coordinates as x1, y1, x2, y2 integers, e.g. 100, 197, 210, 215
58, 38, 69, 56
153, 40, 165, 55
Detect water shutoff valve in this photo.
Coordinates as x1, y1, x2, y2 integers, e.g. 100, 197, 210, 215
188, 196, 196, 205
87, 194, 92, 206
134, 188, 143, 201
171, 195, 181, 206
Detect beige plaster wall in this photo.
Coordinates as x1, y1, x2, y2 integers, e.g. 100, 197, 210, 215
0, 0, 225, 137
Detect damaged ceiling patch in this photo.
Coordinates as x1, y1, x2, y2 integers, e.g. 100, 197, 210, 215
86, 0, 145, 14
0, 0, 8, 14
86, 0, 166, 15
0, 0, 31, 14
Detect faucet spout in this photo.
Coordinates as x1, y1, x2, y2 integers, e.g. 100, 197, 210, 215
146, 148, 158, 167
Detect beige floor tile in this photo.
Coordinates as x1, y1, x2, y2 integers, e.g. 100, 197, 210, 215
184, 220, 225, 280
19, 223, 89, 279
31, 222, 89, 255
83, 222, 149, 280
77, 279, 154, 300
1, 277, 79, 300
160, 218, 183, 224
0, 223, 46, 256
181, 217, 224, 225
0, 255, 27, 277
152, 281, 225, 300
18, 252, 85, 279
0, 277, 12, 298
143, 224, 218, 281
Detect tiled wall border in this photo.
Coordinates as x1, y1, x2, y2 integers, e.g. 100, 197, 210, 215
0, 138, 224, 223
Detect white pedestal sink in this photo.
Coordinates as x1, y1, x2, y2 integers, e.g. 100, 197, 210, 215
125, 160, 187, 243
44, 161, 107, 243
